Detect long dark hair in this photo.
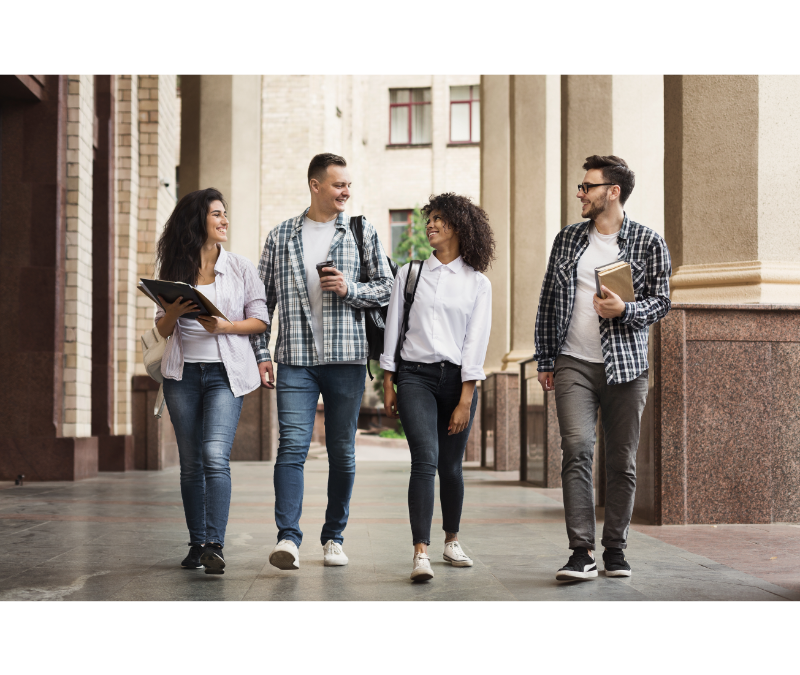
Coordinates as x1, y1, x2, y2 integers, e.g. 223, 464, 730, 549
156, 188, 227, 285
421, 193, 496, 273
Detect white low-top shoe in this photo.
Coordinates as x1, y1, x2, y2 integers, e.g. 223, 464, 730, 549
443, 540, 473, 567
322, 540, 349, 566
410, 552, 434, 582
269, 539, 300, 570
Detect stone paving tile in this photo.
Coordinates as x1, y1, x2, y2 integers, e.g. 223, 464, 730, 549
0, 460, 798, 601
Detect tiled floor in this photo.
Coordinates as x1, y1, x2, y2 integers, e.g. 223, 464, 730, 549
1, 456, 798, 601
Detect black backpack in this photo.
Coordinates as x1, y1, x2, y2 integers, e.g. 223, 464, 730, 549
349, 216, 405, 380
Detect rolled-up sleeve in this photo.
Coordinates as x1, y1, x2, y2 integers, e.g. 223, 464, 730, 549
379, 264, 409, 373
241, 257, 269, 329
460, 277, 492, 382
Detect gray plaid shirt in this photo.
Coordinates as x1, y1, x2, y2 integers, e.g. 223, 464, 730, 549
250, 209, 394, 365
534, 214, 672, 385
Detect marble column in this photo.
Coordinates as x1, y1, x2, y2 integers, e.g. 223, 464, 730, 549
665, 75, 800, 303
179, 75, 263, 265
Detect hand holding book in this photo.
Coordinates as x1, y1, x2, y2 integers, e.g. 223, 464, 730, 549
593, 261, 633, 319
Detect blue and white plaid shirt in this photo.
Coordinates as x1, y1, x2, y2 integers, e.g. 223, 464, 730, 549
534, 214, 672, 385
250, 208, 394, 365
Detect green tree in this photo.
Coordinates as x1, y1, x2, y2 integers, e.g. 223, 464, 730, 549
369, 205, 433, 435
392, 205, 433, 264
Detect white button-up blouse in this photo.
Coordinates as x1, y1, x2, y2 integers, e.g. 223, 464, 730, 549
379, 254, 492, 382
155, 246, 270, 397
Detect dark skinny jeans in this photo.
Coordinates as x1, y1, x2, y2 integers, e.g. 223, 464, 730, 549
396, 361, 478, 546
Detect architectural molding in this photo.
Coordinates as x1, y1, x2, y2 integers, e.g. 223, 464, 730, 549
670, 260, 800, 304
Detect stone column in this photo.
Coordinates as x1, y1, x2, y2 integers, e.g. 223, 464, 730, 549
132, 75, 181, 471
179, 75, 263, 264
666, 75, 800, 302
479, 75, 510, 373
502, 75, 561, 371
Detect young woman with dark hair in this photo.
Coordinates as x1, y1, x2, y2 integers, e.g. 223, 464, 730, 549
154, 188, 269, 575
380, 193, 495, 582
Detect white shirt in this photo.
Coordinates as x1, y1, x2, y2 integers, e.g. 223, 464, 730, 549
560, 225, 621, 364
302, 215, 366, 365
380, 254, 492, 382
178, 281, 223, 363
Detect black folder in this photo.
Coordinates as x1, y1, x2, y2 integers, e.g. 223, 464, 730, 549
138, 279, 231, 323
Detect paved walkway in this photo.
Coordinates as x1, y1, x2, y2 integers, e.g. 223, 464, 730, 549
1, 454, 798, 601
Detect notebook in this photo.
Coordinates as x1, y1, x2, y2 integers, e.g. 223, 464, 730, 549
594, 261, 635, 302
137, 278, 232, 323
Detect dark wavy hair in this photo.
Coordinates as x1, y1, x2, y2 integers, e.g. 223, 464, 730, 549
421, 193, 495, 273
156, 188, 227, 285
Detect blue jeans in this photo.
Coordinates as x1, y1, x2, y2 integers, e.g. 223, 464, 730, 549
396, 361, 478, 545
274, 363, 365, 547
162, 362, 243, 547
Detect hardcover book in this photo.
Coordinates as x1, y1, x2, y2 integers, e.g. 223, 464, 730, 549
594, 261, 635, 302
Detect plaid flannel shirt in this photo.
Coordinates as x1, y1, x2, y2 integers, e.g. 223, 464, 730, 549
250, 208, 394, 365
534, 214, 672, 385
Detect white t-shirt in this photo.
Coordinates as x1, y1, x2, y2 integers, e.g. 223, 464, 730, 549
560, 225, 621, 364
302, 215, 366, 365
179, 281, 223, 363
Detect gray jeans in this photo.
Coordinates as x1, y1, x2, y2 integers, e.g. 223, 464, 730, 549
554, 355, 648, 551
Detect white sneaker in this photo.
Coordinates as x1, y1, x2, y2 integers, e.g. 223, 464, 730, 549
410, 552, 434, 582
269, 539, 300, 570
322, 540, 349, 566
442, 540, 473, 567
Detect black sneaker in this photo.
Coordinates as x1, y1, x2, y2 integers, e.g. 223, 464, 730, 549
200, 543, 225, 575
181, 544, 204, 569
603, 548, 632, 577
555, 547, 598, 581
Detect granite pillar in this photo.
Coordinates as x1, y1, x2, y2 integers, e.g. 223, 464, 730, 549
0, 75, 99, 481
652, 305, 800, 525
480, 372, 519, 471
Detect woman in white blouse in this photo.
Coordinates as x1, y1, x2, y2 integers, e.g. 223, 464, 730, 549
381, 193, 495, 582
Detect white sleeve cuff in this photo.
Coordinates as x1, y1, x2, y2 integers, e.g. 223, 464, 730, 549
379, 355, 397, 373
461, 365, 486, 382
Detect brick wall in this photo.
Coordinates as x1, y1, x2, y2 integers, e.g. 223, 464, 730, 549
135, 75, 179, 375
63, 75, 95, 438
114, 75, 140, 435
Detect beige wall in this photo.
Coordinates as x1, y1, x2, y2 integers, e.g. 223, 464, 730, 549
480, 75, 510, 373
259, 75, 481, 258
63, 75, 95, 438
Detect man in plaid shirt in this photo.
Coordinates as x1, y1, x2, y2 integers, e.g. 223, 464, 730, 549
534, 155, 671, 582
250, 153, 394, 571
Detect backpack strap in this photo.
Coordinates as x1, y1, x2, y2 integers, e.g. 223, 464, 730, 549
350, 216, 366, 322
393, 259, 424, 378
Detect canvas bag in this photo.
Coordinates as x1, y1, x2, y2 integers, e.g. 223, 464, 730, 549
140, 326, 167, 418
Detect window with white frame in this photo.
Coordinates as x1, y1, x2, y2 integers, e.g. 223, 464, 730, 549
449, 85, 480, 143
389, 88, 432, 145
390, 209, 413, 256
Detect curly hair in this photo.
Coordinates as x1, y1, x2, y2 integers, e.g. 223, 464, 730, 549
421, 193, 496, 273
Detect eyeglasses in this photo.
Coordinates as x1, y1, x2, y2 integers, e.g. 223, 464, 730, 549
577, 182, 614, 194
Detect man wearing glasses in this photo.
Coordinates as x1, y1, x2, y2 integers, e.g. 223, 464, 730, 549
534, 155, 671, 581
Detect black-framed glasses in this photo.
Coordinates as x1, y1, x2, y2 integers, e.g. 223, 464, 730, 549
577, 182, 614, 194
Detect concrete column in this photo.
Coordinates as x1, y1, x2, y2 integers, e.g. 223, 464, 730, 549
480, 75, 510, 373
561, 76, 613, 228
666, 75, 800, 303
180, 75, 263, 265
502, 75, 560, 371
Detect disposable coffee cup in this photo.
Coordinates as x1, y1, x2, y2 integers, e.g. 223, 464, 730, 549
316, 260, 336, 277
